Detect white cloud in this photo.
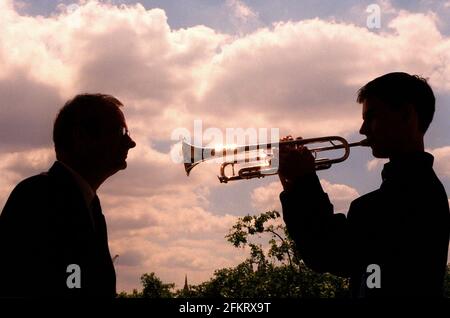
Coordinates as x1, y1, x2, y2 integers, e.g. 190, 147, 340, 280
2, 2, 450, 143
227, 0, 258, 22
196, 12, 450, 138
0, 71, 62, 149
251, 181, 282, 212
367, 158, 388, 172
99, 178, 243, 292
107, 206, 245, 291
379, 0, 397, 14
320, 179, 360, 213
225, 0, 260, 35
0, 148, 55, 208
251, 179, 359, 215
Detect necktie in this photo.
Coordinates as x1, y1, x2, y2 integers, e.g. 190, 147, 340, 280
90, 195, 117, 295
90, 195, 108, 247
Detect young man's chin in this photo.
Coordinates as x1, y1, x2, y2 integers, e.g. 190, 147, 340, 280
371, 148, 389, 159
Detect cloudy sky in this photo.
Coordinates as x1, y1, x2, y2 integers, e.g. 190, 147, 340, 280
1, 0, 449, 292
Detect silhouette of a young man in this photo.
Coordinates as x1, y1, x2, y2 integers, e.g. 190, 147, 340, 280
0, 94, 136, 297
279, 72, 449, 298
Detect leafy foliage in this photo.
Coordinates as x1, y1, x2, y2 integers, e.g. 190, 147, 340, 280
120, 211, 352, 298
182, 210, 349, 298
444, 265, 450, 298
140, 272, 175, 298
179, 260, 349, 298
118, 210, 450, 298
117, 288, 142, 298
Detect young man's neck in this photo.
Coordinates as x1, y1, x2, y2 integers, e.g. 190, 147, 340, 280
389, 139, 425, 161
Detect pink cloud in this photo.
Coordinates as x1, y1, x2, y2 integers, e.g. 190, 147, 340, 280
251, 179, 359, 215
429, 146, 450, 179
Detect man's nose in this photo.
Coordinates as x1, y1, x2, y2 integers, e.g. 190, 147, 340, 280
127, 135, 136, 149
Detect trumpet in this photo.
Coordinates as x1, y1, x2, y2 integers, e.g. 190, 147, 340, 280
182, 136, 368, 183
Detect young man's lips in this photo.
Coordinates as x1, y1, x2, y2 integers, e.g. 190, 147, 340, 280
363, 138, 373, 146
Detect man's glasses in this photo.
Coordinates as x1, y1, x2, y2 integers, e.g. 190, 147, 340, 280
121, 127, 131, 137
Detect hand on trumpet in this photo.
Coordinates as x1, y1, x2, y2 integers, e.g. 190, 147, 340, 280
278, 135, 315, 192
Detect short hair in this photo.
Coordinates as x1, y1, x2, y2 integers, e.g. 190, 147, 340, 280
357, 72, 435, 133
53, 93, 123, 155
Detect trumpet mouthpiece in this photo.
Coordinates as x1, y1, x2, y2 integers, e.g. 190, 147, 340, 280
360, 139, 370, 147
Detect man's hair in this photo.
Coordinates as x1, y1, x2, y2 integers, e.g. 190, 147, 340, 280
53, 93, 123, 156
357, 72, 435, 133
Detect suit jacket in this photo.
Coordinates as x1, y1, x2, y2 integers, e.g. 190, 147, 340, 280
0, 162, 116, 298
280, 152, 450, 298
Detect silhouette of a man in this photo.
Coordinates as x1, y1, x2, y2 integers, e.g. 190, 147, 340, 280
0, 94, 136, 297
279, 72, 449, 298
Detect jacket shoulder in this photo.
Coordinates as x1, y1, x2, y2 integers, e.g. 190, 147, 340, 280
15, 172, 50, 187
350, 189, 380, 207
1, 172, 53, 220
9, 173, 52, 199
346, 189, 381, 220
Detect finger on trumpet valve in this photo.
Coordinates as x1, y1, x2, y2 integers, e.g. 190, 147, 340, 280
280, 135, 293, 142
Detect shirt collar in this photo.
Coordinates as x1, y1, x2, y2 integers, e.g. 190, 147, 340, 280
57, 161, 96, 206
381, 152, 434, 182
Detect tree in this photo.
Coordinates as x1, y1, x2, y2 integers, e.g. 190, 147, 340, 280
117, 288, 142, 298
121, 210, 450, 298
140, 272, 175, 298
444, 265, 450, 298
226, 210, 299, 267
182, 210, 349, 298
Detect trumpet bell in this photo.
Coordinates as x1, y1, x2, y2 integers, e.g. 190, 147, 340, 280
182, 139, 217, 176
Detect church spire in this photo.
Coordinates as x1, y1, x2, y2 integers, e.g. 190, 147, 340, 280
183, 274, 189, 293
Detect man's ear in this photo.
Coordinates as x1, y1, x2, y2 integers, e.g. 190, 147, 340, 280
72, 127, 88, 143
402, 104, 420, 131
71, 126, 97, 151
